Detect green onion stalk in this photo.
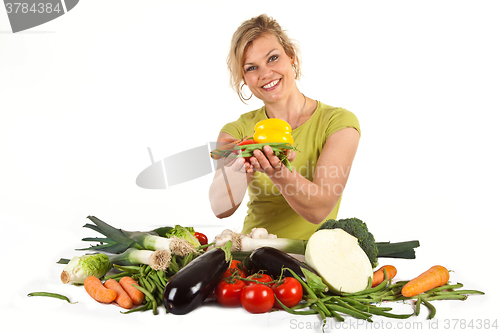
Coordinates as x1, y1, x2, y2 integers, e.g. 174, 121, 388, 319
80, 216, 200, 256
109, 248, 171, 271
214, 230, 306, 255
125, 232, 197, 256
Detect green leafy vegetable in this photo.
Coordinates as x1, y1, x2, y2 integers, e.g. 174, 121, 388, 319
60, 253, 111, 284
80, 216, 143, 253
165, 225, 201, 248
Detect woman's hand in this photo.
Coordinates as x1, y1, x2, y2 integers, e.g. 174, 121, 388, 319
247, 145, 296, 176
227, 150, 256, 174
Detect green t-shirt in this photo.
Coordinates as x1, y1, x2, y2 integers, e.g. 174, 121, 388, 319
220, 101, 360, 240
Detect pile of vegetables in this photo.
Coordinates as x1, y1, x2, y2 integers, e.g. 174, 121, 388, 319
211, 217, 421, 275
28, 215, 484, 327
210, 118, 298, 172
49, 216, 211, 312
276, 261, 484, 324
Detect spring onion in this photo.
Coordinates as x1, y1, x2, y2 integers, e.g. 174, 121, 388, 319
213, 230, 306, 255
126, 233, 196, 256
109, 248, 171, 271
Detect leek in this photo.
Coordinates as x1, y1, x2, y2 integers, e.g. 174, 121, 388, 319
109, 248, 171, 271
125, 232, 196, 256
80, 216, 198, 256
213, 230, 306, 255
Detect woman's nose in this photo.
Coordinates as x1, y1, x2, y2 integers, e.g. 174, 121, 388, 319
260, 65, 273, 79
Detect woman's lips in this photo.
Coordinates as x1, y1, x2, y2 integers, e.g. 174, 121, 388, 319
262, 78, 281, 91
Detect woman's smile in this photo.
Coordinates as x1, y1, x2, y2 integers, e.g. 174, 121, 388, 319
262, 78, 281, 91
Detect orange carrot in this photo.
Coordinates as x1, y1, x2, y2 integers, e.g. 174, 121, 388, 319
372, 265, 397, 287
84, 276, 117, 304
104, 278, 133, 309
401, 265, 450, 297
119, 276, 144, 305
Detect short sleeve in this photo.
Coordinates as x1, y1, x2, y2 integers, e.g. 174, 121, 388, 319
219, 107, 266, 140
325, 108, 361, 138
220, 120, 244, 140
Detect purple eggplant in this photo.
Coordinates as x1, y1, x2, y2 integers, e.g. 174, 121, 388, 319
163, 243, 231, 314
247, 246, 318, 282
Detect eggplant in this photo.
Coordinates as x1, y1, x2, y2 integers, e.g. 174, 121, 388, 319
163, 243, 231, 314
247, 246, 318, 282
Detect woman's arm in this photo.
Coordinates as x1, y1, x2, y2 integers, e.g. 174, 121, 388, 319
249, 127, 360, 224
208, 132, 254, 218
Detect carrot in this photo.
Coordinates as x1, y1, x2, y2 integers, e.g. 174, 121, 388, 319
372, 265, 397, 287
401, 265, 450, 297
119, 276, 145, 305
84, 276, 117, 304
104, 278, 133, 309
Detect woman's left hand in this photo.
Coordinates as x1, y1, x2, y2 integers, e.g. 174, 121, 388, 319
248, 145, 296, 175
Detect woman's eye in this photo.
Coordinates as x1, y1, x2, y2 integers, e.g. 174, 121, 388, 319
245, 66, 257, 72
269, 55, 278, 62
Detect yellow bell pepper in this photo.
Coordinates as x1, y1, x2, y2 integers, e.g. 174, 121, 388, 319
253, 119, 294, 145
254, 118, 292, 134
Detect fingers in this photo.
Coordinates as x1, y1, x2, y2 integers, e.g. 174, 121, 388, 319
286, 150, 296, 163
251, 146, 283, 173
226, 153, 255, 174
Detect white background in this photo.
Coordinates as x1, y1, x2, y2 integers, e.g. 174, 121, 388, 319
1, 1, 499, 332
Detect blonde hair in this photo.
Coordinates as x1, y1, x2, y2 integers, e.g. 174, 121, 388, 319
227, 14, 301, 103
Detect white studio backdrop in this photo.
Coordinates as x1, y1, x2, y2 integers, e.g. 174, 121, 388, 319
1, 1, 499, 332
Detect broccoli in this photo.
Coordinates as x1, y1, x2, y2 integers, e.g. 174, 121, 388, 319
317, 218, 420, 268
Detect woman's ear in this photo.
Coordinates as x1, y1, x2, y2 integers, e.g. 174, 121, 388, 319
291, 56, 297, 78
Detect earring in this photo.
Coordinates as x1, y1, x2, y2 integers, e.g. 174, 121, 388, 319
240, 83, 253, 101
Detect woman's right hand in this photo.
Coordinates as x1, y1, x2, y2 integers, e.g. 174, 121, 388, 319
226, 150, 255, 174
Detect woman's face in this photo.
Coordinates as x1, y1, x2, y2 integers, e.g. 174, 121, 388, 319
242, 33, 296, 104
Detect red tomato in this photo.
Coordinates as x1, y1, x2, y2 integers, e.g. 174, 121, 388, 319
215, 279, 246, 307
194, 232, 208, 245
233, 139, 256, 163
222, 260, 248, 279
272, 277, 303, 308
240, 284, 275, 314
245, 272, 273, 285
